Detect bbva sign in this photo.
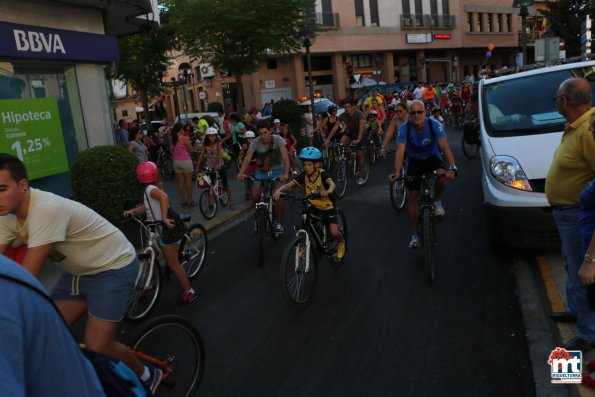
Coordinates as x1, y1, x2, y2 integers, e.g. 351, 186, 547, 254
13, 29, 66, 54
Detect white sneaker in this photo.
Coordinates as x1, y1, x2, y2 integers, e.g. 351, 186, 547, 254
434, 201, 446, 217
409, 234, 420, 248
357, 178, 365, 186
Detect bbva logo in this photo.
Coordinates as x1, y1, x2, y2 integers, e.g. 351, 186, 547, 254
13, 29, 66, 54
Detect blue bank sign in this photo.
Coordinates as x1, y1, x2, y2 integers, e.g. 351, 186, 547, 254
0, 22, 119, 62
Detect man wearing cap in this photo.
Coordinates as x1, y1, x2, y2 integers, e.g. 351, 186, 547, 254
273, 118, 282, 135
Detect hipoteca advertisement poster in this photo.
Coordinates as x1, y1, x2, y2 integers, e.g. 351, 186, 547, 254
0, 97, 69, 180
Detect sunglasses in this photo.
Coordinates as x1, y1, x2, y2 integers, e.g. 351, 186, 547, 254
409, 110, 425, 115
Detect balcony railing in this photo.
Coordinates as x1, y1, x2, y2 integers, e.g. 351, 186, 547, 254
518, 31, 541, 46
313, 12, 340, 29
400, 14, 456, 28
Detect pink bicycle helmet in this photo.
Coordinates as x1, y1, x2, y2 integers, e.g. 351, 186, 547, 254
136, 161, 159, 184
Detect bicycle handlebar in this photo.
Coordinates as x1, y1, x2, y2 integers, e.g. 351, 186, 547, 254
397, 172, 447, 183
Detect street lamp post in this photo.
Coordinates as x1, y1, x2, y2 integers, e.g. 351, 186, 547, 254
170, 77, 180, 119
299, 27, 317, 133
513, 0, 535, 67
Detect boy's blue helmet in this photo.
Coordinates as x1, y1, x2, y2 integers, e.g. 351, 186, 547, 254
299, 147, 322, 161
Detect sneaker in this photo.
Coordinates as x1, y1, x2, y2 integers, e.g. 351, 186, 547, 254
357, 178, 365, 186
144, 363, 163, 394
409, 234, 420, 249
274, 223, 284, 234
336, 241, 346, 260
434, 201, 446, 217
181, 288, 198, 303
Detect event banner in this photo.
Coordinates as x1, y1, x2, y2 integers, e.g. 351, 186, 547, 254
0, 98, 69, 180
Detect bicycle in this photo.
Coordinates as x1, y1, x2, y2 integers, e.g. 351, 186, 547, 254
279, 192, 348, 310
461, 120, 481, 159
125, 314, 204, 396
157, 146, 175, 180
197, 167, 229, 219
330, 142, 369, 198
402, 172, 445, 283
125, 215, 208, 321
250, 176, 282, 268
365, 130, 383, 166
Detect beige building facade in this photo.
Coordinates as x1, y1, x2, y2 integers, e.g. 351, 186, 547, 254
142, 0, 548, 122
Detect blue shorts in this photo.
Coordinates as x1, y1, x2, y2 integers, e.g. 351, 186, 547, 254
51, 258, 140, 322
255, 168, 285, 181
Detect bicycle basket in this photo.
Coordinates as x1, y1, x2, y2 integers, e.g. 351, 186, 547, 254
196, 172, 210, 189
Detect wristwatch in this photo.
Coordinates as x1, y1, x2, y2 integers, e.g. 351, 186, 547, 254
448, 165, 458, 172
585, 253, 595, 264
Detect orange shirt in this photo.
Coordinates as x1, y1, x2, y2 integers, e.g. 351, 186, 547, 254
423, 87, 436, 101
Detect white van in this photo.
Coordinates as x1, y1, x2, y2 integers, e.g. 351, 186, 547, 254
478, 60, 595, 248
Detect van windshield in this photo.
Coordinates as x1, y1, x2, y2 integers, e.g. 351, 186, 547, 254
482, 67, 595, 137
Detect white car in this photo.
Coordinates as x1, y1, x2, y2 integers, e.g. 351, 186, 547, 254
478, 60, 595, 248
174, 112, 218, 125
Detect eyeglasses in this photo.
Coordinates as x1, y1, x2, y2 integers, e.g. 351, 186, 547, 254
409, 110, 425, 115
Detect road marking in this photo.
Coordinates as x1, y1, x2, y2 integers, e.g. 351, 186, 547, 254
535, 255, 566, 313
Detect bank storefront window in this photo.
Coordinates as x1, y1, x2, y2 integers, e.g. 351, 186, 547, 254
0, 62, 87, 197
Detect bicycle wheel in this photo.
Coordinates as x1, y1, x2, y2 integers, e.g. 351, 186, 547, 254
160, 158, 175, 181
218, 184, 229, 207
367, 140, 377, 165
330, 208, 348, 266
199, 189, 217, 219
129, 315, 204, 397
280, 234, 318, 310
422, 208, 435, 283
333, 162, 347, 198
179, 224, 208, 279
256, 207, 268, 268
322, 146, 332, 170
389, 171, 408, 211
461, 134, 480, 159
125, 251, 161, 322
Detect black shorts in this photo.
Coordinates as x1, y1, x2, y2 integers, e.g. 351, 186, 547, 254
405, 156, 445, 191
309, 207, 338, 225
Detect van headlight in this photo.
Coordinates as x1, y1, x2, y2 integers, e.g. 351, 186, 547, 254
489, 156, 532, 191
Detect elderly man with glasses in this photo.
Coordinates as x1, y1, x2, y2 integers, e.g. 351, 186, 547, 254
389, 99, 457, 248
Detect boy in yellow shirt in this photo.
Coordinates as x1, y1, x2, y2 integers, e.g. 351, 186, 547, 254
274, 147, 345, 260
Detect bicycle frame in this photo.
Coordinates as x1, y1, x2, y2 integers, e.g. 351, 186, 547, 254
201, 168, 224, 200
132, 218, 164, 288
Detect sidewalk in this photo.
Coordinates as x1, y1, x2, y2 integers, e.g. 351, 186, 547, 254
39, 167, 253, 291
533, 252, 595, 397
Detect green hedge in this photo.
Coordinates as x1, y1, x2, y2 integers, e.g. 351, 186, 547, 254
207, 102, 224, 113
71, 145, 142, 224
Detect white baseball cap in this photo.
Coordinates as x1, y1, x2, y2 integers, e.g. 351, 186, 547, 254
274, 118, 281, 124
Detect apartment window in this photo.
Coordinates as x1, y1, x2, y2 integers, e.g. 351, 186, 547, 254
402, 0, 410, 15
497, 14, 503, 32
467, 12, 474, 32
487, 13, 493, 32
442, 0, 449, 14
370, 0, 379, 26
267, 59, 277, 69
430, 0, 437, 15
322, 0, 332, 13
506, 13, 512, 32
351, 55, 372, 68
477, 13, 483, 32
414, 0, 422, 15
355, 0, 365, 26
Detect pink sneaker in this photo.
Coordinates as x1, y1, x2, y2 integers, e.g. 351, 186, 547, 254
181, 289, 198, 303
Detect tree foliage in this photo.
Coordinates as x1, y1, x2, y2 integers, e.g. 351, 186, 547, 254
541, 0, 594, 57
117, 9, 176, 127
167, 0, 316, 110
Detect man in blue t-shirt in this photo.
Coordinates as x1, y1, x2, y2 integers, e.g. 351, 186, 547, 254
0, 256, 106, 396
389, 99, 457, 248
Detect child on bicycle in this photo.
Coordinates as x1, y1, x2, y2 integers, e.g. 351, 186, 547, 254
273, 147, 346, 260
196, 127, 234, 210
123, 161, 198, 304
280, 123, 298, 173
239, 131, 257, 200
365, 110, 384, 152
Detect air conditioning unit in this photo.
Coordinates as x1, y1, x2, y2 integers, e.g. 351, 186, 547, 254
200, 63, 215, 78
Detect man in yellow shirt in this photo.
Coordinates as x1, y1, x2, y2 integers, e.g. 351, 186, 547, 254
545, 77, 595, 352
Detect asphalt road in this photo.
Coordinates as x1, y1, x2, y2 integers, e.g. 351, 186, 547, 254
129, 127, 536, 397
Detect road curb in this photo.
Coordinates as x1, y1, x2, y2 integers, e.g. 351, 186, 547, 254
203, 204, 252, 233
534, 254, 595, 397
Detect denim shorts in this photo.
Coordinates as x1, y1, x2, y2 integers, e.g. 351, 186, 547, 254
51, 258, 140, 322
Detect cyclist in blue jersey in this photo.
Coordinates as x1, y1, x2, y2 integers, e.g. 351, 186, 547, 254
389, 100, 457, 248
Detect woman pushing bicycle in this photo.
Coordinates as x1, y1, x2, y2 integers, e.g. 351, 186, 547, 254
123, 161, 198, 304
273, 147, 346, 261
